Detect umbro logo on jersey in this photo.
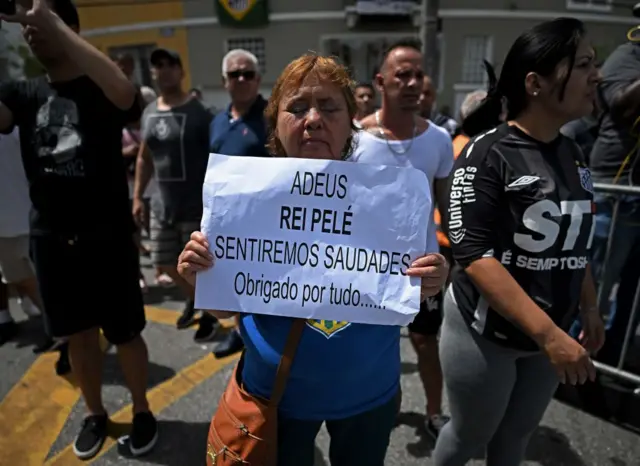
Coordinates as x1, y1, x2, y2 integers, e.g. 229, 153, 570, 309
507, 176, 540, 188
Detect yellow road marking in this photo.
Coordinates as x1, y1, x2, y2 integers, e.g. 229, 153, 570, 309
144, 306, 182, 327
144, 306, 237, 329
0, 352, 80, 466
0, 331, 114, 466
0, 305, 235, 465
44, 353, 239, 465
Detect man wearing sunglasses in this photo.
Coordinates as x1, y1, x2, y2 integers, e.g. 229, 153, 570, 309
132, 48, 219, 342
208, 48, 269, 358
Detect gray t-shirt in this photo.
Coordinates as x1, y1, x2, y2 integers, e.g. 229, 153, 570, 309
142, 98, 212, 223
590, 42, 640, 186
560, 115, 599, 164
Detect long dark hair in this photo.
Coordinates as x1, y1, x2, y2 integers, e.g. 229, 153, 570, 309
462, 18, 586, 137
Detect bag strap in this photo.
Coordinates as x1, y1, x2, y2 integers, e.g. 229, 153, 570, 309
269, 318, 306, 407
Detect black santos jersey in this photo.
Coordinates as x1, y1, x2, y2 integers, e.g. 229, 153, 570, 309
447, 124, 595, 351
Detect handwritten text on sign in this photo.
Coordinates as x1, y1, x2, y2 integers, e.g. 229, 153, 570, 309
195, 154, 431, 326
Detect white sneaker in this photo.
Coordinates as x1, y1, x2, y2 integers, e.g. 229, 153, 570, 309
18, 297, 41, 318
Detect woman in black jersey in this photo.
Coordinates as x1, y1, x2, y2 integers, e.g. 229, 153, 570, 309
434, 18, 605, 466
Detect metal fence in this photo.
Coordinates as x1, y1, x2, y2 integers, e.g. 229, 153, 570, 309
592, 182, 640, 394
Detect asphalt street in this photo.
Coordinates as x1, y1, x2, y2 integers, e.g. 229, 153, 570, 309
0, 260, 639, 466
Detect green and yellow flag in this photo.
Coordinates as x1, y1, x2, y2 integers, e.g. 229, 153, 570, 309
215, 0, 269, 27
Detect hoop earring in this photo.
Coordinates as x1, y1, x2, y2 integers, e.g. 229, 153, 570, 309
628, 25, 640, 41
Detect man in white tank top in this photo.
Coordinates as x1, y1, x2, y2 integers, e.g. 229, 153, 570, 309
351, 40, 454, 440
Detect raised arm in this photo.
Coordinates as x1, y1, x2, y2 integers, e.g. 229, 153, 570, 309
2, 1, 135, 110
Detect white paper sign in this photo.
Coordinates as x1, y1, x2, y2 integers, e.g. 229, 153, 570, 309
195, 153, 431, 326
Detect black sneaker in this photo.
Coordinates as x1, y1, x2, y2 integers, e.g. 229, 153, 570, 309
0, 321, 18, 346
212, 329, 244, 358
130, 411, 158, 457
176, 300, 197, 329
194, 314, 220, 343
55, 343, 71, 376
426, 414, 450, 440
33, 337, 65, 354
73, 414, 108, 459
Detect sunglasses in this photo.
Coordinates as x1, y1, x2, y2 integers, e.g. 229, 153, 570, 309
227, 70, 256, 80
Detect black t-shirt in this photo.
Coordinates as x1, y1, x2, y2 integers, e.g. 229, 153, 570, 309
0, 75, 140, 236
141, 98, 213, 224
590, 42, 640, 186
447, 124, 595, 351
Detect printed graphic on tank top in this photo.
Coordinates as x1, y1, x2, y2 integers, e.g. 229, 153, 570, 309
447, 123, 595, 351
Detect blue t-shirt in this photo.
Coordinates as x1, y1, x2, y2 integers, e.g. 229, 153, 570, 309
240, 314, 400, 421
209, 95, 269, 157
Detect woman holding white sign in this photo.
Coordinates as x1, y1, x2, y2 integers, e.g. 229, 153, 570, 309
177, 54, 448, 466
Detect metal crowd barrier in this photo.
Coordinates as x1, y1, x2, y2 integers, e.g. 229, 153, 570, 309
592, 182, 640, 394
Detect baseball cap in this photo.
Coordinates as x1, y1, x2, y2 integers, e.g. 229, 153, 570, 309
51, 0, 80, 29
150, 48, 182, 67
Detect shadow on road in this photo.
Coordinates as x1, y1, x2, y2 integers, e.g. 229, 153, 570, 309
396, 412, 587, 465
396, 411, 435, 457
102, 352, 176, 389
526, 426, 587, 465
400, 361, 417, 374
113, 420, 328, 465
53, 352, 176, 391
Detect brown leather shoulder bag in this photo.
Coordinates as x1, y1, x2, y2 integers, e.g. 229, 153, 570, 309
206, 318, 306, 465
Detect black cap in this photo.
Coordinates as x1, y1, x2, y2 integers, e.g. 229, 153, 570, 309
51, 0, 80, 29
150, 48, 182, 67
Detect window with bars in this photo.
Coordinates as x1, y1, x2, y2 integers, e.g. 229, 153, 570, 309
460, 35, 491, 84
225, 38, 266, 75
567, 0, 612, 10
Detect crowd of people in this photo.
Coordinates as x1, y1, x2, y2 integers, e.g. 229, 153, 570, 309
0, 0, 639, 464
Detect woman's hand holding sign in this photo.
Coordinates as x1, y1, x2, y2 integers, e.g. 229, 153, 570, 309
406, 253, 449, 301
178, 231, 214, 288
178, 232, 239, 320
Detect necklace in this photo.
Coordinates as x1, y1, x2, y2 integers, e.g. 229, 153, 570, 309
375, 110, 418, 155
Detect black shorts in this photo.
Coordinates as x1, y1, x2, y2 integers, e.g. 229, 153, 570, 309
407, 291, 444, 336
30, 233, 146, 344
440, 245, 453, 267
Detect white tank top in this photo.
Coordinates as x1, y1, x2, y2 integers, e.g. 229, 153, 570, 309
351, 122, 454, 252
